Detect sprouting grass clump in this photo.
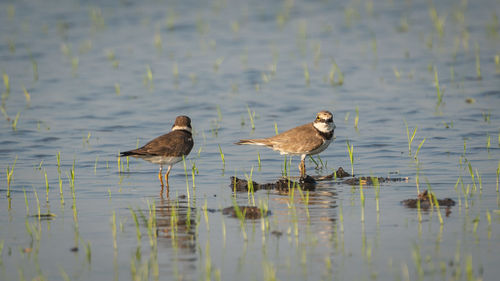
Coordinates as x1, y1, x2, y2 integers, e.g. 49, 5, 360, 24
328, 61, 344, 86
246, 105, 255, 130
3, 73, 10, 93
474, 42, 482, 80
346, 140, 354, 176
218, 144, 225, 170
404, 120, 417, 156
429, 5, 445, 38
6, 156, 18, 198
213, 57, 224, 72
89, 6, 106, 32
144, 64, 154, 90
354, 106, 359, 129
22, 86, 31, 106
11, 111, 20, 131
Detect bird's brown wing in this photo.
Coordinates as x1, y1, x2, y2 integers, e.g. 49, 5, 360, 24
267, 123, 323, 154
122, 130, 193, 157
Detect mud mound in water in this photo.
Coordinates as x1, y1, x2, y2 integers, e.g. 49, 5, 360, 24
230, 175, 316, 192
230, 167, 409, 192
313, 167, 351, 180
401, 190, 456, 209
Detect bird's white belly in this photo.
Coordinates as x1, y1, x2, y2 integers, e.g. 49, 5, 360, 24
137, 155, 183, 165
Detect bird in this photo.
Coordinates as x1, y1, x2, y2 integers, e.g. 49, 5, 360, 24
120, 115, 193, 196
236, 111, 335, 178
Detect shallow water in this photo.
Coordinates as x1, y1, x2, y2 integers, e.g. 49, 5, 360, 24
0, 0, 499, 280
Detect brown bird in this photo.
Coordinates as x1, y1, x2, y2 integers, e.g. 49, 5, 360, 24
236, 111, 335, 177
120, 116, 193, 196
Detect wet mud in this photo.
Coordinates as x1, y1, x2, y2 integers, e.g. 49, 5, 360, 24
401, 190, 456, 209
229, 167, 409, 192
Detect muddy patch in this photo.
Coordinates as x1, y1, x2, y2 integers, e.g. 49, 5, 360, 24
222, 206, 271, 220
313, 167, 351, 180
230, 175, 316, 192
401, 190, 456, 209
314, 167, 408, 185
230, 167, 409, 192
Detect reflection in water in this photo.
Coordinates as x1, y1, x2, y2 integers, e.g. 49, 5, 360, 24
155, 196, 197, 254
232, 177, 339, 243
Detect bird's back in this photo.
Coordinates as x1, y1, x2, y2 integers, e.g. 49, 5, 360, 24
121, 130, 193, 157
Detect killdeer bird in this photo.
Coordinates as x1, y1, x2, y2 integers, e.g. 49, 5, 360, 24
120, 115, 193, 195
236, 111, 335, 177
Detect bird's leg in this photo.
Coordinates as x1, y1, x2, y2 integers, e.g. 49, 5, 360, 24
159, 165, 165, 195
164, 165, 172, 195
299, 154, 306, 178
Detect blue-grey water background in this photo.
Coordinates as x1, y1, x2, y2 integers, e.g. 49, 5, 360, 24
0, 0, 499, 280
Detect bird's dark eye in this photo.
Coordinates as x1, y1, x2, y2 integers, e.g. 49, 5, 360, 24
316, 116, 321, 121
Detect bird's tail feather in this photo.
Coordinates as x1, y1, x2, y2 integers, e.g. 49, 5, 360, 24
120, 150, 137, 157
235, 139, 270, 146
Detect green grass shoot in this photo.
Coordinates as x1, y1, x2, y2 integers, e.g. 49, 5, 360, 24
218, 144, 225, 168
475, 42, 482, 79
6, 156, 17, 198
467, 162, 477, 191
22, 86, 31, 105
182, 155, 190, 199
114, 83, 120, 95
346, 140, 354, 176
11, 111, 20, 131
191, 161, 197, 195
44, 169, 49, 202
216, 105, 222, 121
111, 211, 117, 250
404, 120, 417, 156
214, 57, 224, 72
475, 169, 482, 190
354, 106, 359, 129
431, 192, 444, 225
309, 155, 319, 169
94, 156, 99, 174
33, 187, 41, 221
434, 66, 443, 107
393, 66, 401, 79
372, 176, 380, 213
203, 199, 210, 232
245, 166, 255, 206
303, 63, 310, 85
329, 60, 344, 86
257, 151, 261, 170
360, 181, 365, 223
247, 105, 255, 130
344, 112, 350, 122
130, 208, 142, 243
31, 59, 38, 81
496, 161, 499, 192
3, 73, 9, 93
414, 138, 426, 161
23, 188, 29, 215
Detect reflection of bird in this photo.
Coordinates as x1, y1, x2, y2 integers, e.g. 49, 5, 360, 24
236, 111, 335, 177
120, 116, 193, 195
